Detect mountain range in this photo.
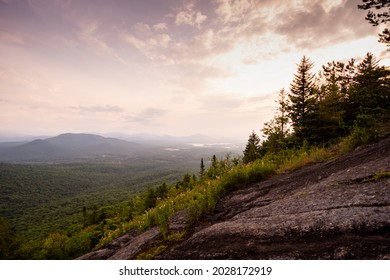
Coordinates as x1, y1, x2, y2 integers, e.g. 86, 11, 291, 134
0, 133, 243, 163
0, 133, 145, 163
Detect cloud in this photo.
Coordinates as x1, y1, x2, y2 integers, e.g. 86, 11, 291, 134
124, 107, 166, 125
0, 31, 24, 44
165, 63, 234, 98
153, 22, 168, 31
274, 0, 375, 49
77, 22, 127, 64
175, 2, 207, 28
70, 105, 124, 113
123, 31, 172, 61
0, 68, 41, 91
133, 22, 153, 38
214, 0, 258, 24
197, 94, 243, 112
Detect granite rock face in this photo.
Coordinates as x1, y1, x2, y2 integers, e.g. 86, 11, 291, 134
160, 138, 390, 259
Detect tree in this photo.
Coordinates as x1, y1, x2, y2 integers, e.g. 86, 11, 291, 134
42, 232, 68, 259
321, 59, 357, 98
348, 53, 389, 119
155, 182, 168, 199
288, 56, 317, 143
199, 158, 205, 180
243, 131, 262, 163
310, 89, 347, 143
0, 218, 14, 259
276, 88, 289, 136
261, 89, 290, 152
358, 0, 390, 48
141, 187, 157, 211
206, 155, 220, 179
211, 155, 218, 169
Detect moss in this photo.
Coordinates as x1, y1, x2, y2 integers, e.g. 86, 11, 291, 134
361, 171, 390, 183
136, 245, 168, 260
295, 191, 309, 196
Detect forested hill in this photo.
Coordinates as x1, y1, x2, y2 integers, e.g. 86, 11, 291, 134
0, 133, 145, 163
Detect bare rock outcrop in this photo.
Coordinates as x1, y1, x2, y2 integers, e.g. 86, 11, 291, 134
160, 138, 390, 259
77, 228, 161, 260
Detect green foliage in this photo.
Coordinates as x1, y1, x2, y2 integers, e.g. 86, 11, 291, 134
0, 160, 190, 241
288, 55, 317, 142
276, 146, 333, 174
260, 52, 389, 151
199, 158, 205, 180
156, 203, 174, 239
243, 131, 263, 163
0, 217, 15, 259
262, 89, 291, 153
42, 232, 68, 259
373, 171, 390, 181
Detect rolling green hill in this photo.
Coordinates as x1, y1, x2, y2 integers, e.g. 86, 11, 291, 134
0, 133, 242, 243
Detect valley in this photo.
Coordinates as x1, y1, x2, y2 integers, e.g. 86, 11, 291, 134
0, 133, 242, 242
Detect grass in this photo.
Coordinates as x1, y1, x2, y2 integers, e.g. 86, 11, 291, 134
361, 170, 390, 183
96, 158, 277, 249
373, 171, 390, 181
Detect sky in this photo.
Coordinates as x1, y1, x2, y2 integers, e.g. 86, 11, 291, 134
0, 0, 389, 142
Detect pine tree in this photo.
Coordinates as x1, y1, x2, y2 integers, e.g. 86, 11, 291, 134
321, 59, 357, 98
199, 158, 205, 180
243, 131, 261, 163
155, 183, 168, 199
261, 89, 290, 153
288, 56, 316, 143
358, 0, 390, 49
348, 53, 389, 119
276, 88, 289, 136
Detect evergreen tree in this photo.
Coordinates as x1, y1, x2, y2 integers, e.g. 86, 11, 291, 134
358, 0, 390, 49
310, 90, 346, 143
288, 56, 317, 143
262, 89, 290, 152
143, 187, 157, 210
199, 158, 205, 180
348, 53, 390, 121
211, 155, 218, 169
155, 183, 168, 199
276, 88, 289, 137
243, 131, 261, 163
321, 59, 357, 98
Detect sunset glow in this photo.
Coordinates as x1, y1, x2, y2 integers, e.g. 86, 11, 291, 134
0, 0, 388, 141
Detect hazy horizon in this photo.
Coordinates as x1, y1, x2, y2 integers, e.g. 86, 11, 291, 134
1, 0, 389, 141
0, 130, 247, 144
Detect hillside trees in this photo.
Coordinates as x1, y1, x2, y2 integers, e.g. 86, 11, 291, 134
348, 53, 390, 143
0, 217, 15, 259
254, 52, 389, 156
350, 53, 389, 113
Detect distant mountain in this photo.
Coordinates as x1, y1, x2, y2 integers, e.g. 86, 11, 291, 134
0, 133, 146, 163
104, 133, 243, 146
